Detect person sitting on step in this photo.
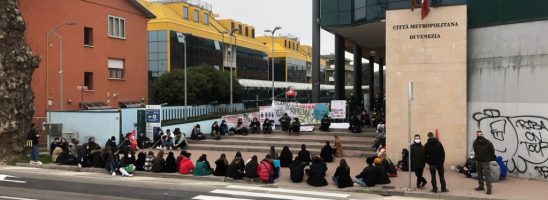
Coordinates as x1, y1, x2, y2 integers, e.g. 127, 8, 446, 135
235, 118, 249, 135
262, 118, 273, 134
249, 117, 261, 134
319, 114, 331, 131
191, 124, 206, 141
289, 117, 301, 135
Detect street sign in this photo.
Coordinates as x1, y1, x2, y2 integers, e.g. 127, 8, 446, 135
0, 174, 26, 183
145, 105, 161, 123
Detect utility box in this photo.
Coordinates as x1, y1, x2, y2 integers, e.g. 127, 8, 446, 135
46, 123, 62, 137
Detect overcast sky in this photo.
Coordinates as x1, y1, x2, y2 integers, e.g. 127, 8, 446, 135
207, 0, 336, 55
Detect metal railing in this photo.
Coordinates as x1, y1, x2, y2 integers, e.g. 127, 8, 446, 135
161, 103, 244, 121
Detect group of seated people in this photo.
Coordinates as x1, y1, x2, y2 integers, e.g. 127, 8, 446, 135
455, 153, 508, 181
278, 113, 302, 135
49, 133, 400, 189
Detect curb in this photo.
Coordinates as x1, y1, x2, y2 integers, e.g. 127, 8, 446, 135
14, 163, 506, 200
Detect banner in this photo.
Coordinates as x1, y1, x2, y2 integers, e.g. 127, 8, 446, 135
330, 100, 347, 119
259, 106, 275, 121
271, 101, 330, 125
222, 112, 260, 128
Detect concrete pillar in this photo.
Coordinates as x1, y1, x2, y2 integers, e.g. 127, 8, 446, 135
334, 35, 345, 100
378, 57, 384, 114
353, 45, 363, 115
368, 55, 375, 112
311, 0, 321, 103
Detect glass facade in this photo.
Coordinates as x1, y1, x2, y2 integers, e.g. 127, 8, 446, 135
169, 31, 222, 70
236, 47, 268, 80
268, 58, 286, 82
148, 30, 168, 87
286, 57, 307, 83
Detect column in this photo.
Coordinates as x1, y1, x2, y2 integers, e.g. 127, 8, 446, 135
368, 55, 375, 112
334, 34, 345, 100
311, 0, 321, 103
353, 45, 363, 115
378, 57, 384, 114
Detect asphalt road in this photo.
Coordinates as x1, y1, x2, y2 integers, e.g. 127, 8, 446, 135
0, 166, 427, 200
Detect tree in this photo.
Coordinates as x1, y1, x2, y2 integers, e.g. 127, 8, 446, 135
151, 65, 243, 105
0, 0, 40, 159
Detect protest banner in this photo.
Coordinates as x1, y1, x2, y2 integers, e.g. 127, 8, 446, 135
271, 101, 330, 125
330, 100, 347, 119
221, 112, 260, 128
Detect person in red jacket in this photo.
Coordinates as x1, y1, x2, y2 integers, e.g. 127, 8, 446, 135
178, 151, 195, 174
257, 154, 275, 183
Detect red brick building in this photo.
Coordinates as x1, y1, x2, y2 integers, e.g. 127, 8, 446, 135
19, 0, 154, 132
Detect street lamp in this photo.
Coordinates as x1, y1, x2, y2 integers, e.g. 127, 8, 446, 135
45, 20, 75, 154
229, 28, 239, 111
46, 20, 76, 113
265, 26, 282, 101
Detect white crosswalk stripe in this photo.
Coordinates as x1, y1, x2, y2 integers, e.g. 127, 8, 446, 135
191, 184, 352, 200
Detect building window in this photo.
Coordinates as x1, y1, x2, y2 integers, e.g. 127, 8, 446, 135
238, 24, 242, 34
354, 0, 367, 21
193, 10, 199, 22
245, 27, 249, 36
231, 22, 235, 30
84, 27, 93, 46
108, 59, 124, 79
252, 29, 255, 38
284, 40, 287, 48
183, 6, 189, 19
84, 72, 94, 90
203, 13, 209, 25
108, 16, 125, 39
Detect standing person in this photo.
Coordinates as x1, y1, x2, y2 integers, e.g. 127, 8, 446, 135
424, 132, 448, 193
319, 114, 331, 131
473, 130, 495, 195
411, 134, 427, 188
26, 123, 42, 165
279, 113, 291, 132
334, 135, 343, 157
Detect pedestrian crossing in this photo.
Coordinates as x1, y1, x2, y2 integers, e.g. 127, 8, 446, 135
191, 185, 351, 200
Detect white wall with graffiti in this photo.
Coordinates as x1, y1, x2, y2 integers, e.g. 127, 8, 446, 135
468, 20, 548, 180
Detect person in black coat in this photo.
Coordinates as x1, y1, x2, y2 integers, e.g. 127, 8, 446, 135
353, 157, 378, 187
249, 118, 261, 134
424, 132, 448, 193
220, 120, 229, 136
289, 118, 301, 135
135, 152, 146, 171
137, 132, 150, 149
279, 113, 291, 132
152, 150, 165, 173
226, 157, 245, 180
56, 148, 77, 165
332, 159, 353, 188
50, 137, 59, 156
279, 146, 293, 167
213, 153, 229, 176
262, 118, 273, 134
211, 122, 221, 140
320, 141, 335, 162
91, 149, 104, 168
319, 114, 331, 131
411, 134, 427, 188
348, 115, 361, 133
245, 155, 259, 181
306, 156, 328, 187
289, 156, 306, 183
105, 136, 117, 153
164, 151, 178, 173
298, 144, 311, 165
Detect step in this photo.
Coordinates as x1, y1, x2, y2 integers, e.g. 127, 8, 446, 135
219, 135, 375, 144
272, 129, 377, 137
188, 139, 375, 151
185, 144, 376, 157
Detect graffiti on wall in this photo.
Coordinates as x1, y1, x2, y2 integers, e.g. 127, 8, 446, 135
473, 109, 548, 178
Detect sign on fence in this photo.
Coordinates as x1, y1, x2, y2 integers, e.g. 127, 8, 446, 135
222, 112, 260, 128
145, 105, 162, 140
271, 101, 330, 125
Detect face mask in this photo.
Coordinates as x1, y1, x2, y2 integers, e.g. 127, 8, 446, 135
128, 155, 132, 158
414, 139, 420, 143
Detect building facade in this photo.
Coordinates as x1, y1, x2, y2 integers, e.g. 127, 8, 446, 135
19, 0, 154, 136
319, 0, 548, 180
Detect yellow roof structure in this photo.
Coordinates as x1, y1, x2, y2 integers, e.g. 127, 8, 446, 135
137, 0, 267, 52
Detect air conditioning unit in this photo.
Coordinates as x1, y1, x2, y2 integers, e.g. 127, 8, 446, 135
46, 123, 62, 137
63, 132, 78, 141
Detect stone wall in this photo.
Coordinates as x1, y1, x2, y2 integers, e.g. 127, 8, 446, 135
0, 0, 39, 159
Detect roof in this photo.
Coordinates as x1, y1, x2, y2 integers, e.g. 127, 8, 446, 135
238, 79, 369, 91
129, 0, 156, 19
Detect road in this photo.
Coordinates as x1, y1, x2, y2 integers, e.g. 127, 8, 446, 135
0, 166, 427, 200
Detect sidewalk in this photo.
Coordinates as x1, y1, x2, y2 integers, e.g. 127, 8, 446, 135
13, 150, 547, 200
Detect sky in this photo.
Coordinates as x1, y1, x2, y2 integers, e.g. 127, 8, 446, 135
206, 0, 336, 55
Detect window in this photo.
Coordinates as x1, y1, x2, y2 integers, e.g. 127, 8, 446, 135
183, 6, 189, 19
245, 27, 249, 36
193, 10, 199, 22
108, 16, 125, 39
231, 22, 235, 30
108, 59, 124, 79
84, 27, 93, 46
284, 40, 287, 48
84, 72, 93, 90
354, 0, 367, 21
203, 13, 209, 25
252, 29, 255, 38
238, 24, 242, 34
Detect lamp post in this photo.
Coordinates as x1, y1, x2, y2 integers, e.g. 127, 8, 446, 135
46, 21, 76, 112
229, 28, 239, 111
265, 26, 282, 101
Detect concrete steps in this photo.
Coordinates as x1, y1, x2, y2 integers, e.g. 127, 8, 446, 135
191, 138, 375, 151
185, 143, 376, 157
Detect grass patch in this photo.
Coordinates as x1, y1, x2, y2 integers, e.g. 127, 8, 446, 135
5, 153, 52, 165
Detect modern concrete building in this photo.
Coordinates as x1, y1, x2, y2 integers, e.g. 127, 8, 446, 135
19, 0, 155, 137
318, 0, 548, 180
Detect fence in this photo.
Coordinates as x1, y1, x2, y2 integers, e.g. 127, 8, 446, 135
161, 103, 244, 121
